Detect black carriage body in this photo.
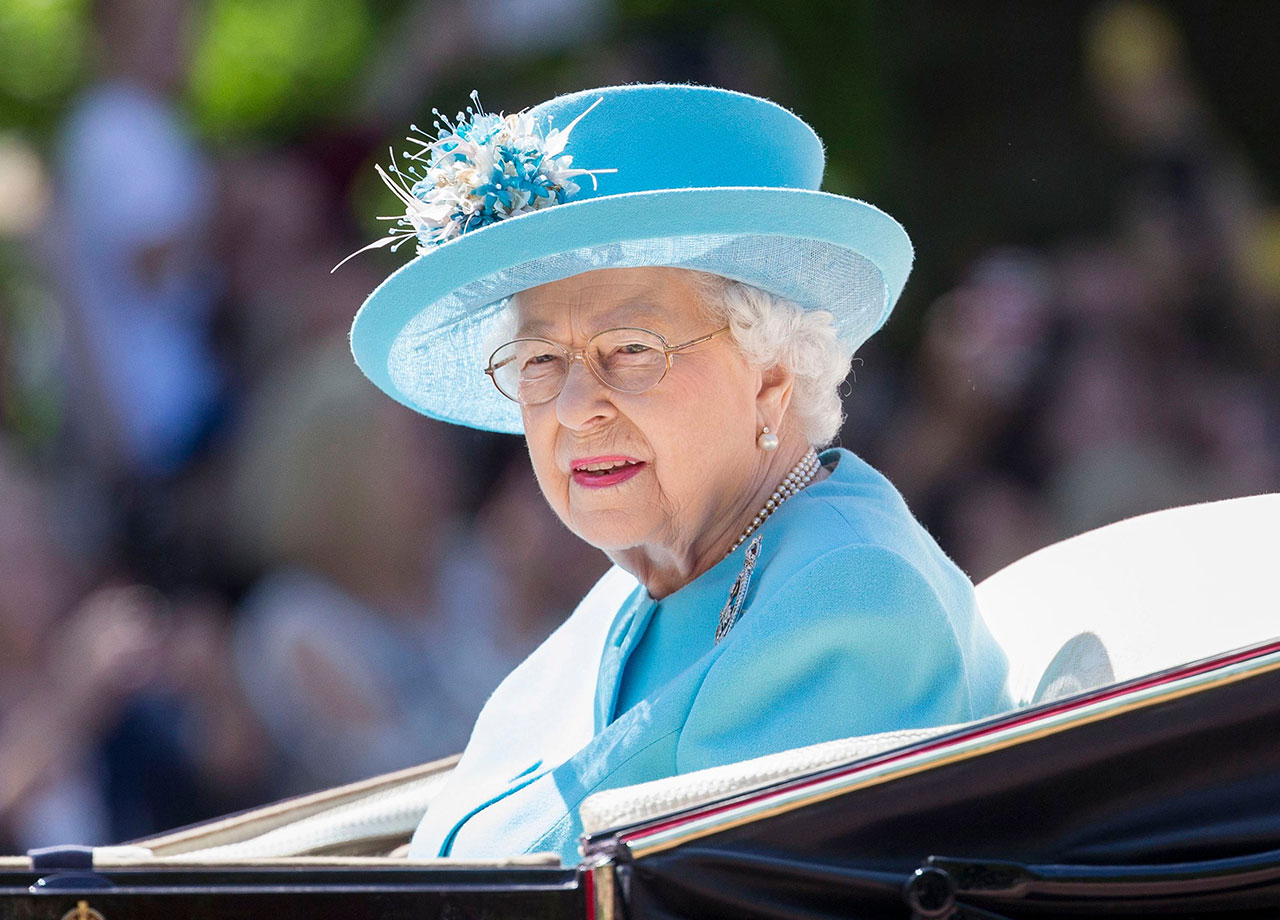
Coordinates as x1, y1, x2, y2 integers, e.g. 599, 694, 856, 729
593, 641, 1280, 919
0, 863, 586, 920
2, 646, 1277, 920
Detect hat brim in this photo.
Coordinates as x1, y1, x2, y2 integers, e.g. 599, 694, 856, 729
350, 186, 913, 433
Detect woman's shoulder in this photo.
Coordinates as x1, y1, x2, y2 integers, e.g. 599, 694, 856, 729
714, 449, 1010, 726
796, 448, 920, 538
760, 448, 968, 601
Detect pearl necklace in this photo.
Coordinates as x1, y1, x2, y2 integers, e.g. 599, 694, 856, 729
726, 448, 822, 556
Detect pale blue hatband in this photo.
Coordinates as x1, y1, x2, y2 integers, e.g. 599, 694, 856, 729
349, 83, 914, 433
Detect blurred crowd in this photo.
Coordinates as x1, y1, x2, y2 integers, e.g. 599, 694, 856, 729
858, 2, 1279, 577
0, 0, 1274, 852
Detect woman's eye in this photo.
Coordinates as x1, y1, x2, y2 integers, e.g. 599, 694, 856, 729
521, 352, 561, 373
617, 342, 653, 355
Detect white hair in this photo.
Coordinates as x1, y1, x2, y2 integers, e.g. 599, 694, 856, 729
690, 273, 852, 447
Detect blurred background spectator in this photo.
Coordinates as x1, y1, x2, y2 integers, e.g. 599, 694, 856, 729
0, 0, 1274, 849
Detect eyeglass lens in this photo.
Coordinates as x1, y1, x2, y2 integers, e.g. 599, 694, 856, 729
489, 328, 670, 404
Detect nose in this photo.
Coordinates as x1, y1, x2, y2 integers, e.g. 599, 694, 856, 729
555, 356, 616, 431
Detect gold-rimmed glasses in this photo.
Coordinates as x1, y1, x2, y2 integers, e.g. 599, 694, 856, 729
485, 326, 730, 406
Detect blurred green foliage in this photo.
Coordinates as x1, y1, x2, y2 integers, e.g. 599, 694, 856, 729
0, 0, 90, 133
0, 0, 1276, 333
187, 0, 375, 141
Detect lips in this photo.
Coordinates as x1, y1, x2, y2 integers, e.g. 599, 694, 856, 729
570, 455, 646, 489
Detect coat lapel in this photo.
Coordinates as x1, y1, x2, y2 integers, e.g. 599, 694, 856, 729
594, 587, 656, 731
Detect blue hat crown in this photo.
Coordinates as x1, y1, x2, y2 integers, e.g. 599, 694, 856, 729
530, 84, 826, 200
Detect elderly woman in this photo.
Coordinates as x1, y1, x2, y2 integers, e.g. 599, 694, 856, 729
349, 85, 1010, 862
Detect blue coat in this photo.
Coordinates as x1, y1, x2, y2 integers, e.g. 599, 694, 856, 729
408, 449, 1011, 862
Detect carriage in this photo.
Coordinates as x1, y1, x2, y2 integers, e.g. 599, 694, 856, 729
5, 493, 1277, 919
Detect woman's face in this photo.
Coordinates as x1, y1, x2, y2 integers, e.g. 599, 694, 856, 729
515, 268, 764, 559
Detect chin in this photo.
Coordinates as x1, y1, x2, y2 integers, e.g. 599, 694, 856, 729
567, 507, 658, 553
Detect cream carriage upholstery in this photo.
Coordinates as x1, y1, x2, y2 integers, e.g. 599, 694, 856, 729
128, 757, 461, 861
117, 494, 1277, 862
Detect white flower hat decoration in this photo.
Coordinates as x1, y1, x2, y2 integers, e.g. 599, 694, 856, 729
340, 92, 615, 264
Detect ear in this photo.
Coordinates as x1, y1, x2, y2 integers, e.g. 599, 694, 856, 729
755, 362, 795, 433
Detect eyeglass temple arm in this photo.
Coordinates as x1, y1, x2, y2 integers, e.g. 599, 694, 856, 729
667, 326, 730, 354
487, 354, 518, 375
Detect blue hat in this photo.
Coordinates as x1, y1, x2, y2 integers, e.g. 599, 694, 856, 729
349, 83, 913, 433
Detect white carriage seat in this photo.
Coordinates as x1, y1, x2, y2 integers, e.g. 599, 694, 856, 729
974, 492, 1280, 707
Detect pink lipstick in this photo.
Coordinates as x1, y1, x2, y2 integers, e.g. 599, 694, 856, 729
570, 456, 646, 488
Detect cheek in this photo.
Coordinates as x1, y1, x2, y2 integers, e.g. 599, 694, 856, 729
661, 365, 755, 445
521, 411, 568, 513
644, 375, 754, 492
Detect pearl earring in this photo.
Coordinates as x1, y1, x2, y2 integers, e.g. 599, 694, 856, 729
757, 426, 779, 451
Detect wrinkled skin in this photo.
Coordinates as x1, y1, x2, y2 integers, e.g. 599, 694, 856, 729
515, 267, 812, 598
